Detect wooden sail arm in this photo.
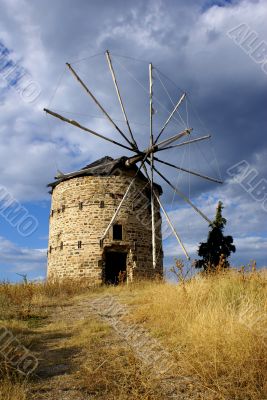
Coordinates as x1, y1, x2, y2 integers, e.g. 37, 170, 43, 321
125, 129, 193, 165
156, 128, 192, 149
157, 134, 211, 151
154, 92, 186, 144
141, 164, 190, 260
150, 163, 212, 224
149, 63, 156, 269
66, 62, 136, 149
100, 154, 149, 242
43, 108, 134, 152
153, 156, 223, 184
153, 190, 190, 260
105, 50, 139, 150
100, 177, 137, 242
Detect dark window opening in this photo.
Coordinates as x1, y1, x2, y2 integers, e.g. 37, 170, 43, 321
115, 194, 123, 200
78, 240, 82, 249
99, 200, 104, 208
60, 242, 63, 250
113, 224, 122, 240
49, 246, 52, 253
62, 205, 65, 212
79, 202, 83, 210
51, 210, 54, 217
105, 251, 127, 285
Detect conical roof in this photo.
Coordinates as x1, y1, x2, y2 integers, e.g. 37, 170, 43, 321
47, 156, 162, 194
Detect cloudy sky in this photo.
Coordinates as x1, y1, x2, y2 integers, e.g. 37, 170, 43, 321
0, 0, 266, 281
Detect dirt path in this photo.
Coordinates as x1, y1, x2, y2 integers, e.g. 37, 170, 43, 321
29, 298, 94, 400
28, 295, 203, 400
89, 294, 203, 400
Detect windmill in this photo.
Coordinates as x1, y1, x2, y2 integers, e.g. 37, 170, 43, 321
44, 50, 222, 270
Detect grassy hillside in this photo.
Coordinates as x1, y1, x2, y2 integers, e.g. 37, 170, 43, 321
0, 269, 266, 399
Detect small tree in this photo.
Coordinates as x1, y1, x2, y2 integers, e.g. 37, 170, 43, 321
195, 201, 235, 271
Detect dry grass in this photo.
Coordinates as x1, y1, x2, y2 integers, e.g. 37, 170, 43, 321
0, 379, 28, 400
67, 319, 163, 399
117, 269, 267, 399
0, 278, 100, 400
0, 270, 266, 399
0, 277, 103, 320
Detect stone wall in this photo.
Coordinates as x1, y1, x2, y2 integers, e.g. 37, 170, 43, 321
47, 169, 163, 283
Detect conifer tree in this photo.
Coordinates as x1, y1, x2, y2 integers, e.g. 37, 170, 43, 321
195, 201, 235, 271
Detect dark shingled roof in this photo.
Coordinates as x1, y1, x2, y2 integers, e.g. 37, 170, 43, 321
47, 156, 162, 194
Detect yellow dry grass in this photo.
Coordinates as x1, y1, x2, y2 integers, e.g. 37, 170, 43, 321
0, 379, 27, 400
116, 270, 267, 399
0, 269, 265, 399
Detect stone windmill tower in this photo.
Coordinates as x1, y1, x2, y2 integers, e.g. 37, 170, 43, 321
45, 50, 222, 283
47, 156, 163, 284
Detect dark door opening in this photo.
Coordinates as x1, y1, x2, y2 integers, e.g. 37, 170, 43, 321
105, 252, 127, 285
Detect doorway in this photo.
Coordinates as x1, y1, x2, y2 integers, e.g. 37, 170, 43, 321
105, 251, 127, 285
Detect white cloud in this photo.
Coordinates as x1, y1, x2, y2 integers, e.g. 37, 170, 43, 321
0, 236, 47, 276
185, 0, 267, 88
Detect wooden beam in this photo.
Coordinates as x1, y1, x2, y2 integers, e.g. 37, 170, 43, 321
125, 153, 144, 167
157, 128, 192, 149
66, 62, 135, 149
105, 50, 139, 150
44, 108, 134, 152
149, 63, 156, 269
157, 134, 211, 151
154, 92, 186, 144
151, 163, 212, 224
154, 191, 190, 260
141, 164, 190, 260
154, 156, 223, 184
100, 155, 149, 241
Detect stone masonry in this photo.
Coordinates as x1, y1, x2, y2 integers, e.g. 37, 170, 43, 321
47, 157, 163, 284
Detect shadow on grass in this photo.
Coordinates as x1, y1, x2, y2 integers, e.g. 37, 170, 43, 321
31, 329, 80, 382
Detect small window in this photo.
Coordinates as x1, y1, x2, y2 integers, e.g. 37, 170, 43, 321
51, 210, 54, 217
113, 224, 122, 241
49, 246, 52, 253
99, 200, 104, 208
60, 242, 63, 250
79, 202, 83, 210
78, 240, 82, 249
62, 205, 65, 212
